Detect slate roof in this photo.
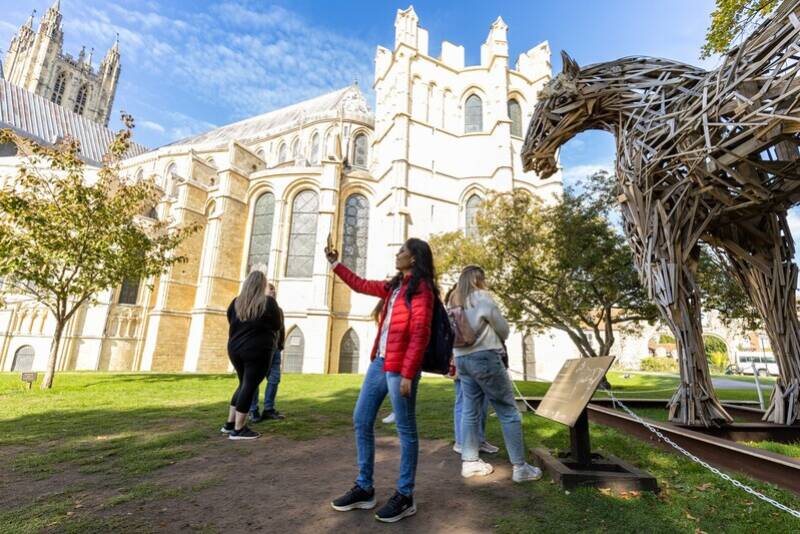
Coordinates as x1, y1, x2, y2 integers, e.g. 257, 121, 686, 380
165, 85, 372, 149
0, 79, 149, 166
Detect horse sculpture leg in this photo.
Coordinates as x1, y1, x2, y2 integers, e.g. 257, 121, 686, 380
620, 194, 731, 426
715, 214, 800, 425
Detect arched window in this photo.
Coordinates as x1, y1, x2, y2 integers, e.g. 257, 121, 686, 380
51, 71, 66, 105
164, 163, 178, 196
118, 278, 140, 305
12, 345, 35, 371
342, 193, 369, 276
73, 83, 89, 115
324, 131, 333, 159
465, 194, 481, 237
465, 94, 483, 133
286, 190, 319, 278
309, 132, 320, 164
508, 98, 522, 137
278, 142, 287, 163
247, 192, 275, 271
256, 148, 265, 162
353, 133, 368, 168
134, 168, 144, 182
283, 327, 305, 373
338, 329, 360, 373
291, 138, 301, 162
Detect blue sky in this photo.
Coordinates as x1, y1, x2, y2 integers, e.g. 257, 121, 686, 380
1, 0, 719, 174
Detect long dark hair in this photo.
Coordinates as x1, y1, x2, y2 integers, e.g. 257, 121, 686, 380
387, 238, 439, 305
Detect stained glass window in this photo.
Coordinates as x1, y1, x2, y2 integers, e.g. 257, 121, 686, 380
342, 194, 369, 276
74, 83, 89, 115
51, 72, 66, 105
353, 133, 368, 168
508, 98, 522, 137
286, 190, 319, 277
247, 192, 275, 271
465, 194, 481, 237
118, 278, 140, 305
465, 94, 483, 133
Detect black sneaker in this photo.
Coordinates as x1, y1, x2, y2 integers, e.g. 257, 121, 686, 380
262, 409, 286, 420
229, 426, 260, 440
375, 491, 416, 523
220, 422, 234, 434
331, 485, 376, 511
250, 411, 263, 423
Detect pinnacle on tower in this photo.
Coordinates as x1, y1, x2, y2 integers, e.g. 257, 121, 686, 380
23, 10, 35, 30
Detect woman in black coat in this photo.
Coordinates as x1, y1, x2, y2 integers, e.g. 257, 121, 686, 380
220, 270, 281, 440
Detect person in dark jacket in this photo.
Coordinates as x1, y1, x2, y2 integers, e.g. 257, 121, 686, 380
327, 238, 435, 524
250, 283, 286, 422
221, 270, 281, 440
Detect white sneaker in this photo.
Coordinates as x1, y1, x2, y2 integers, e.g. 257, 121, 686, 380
453, 443, 462, 454
479, 441, 499, 454
512, 463, 543, 483
462, 459, 494, 478
382, 412, 396, 424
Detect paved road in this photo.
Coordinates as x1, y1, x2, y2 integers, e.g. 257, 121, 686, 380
711, 377, 771, 390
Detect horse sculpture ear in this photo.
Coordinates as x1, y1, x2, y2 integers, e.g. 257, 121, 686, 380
561, 50, 580, 79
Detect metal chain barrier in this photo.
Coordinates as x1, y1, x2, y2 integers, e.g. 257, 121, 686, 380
599, 386, 800, 520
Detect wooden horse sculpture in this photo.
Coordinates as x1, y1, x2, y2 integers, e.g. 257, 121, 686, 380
522, 0, 800, 426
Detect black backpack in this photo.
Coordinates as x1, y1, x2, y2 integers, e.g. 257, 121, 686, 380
421, 297, 454, 375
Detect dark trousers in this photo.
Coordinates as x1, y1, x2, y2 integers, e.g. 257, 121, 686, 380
229, 351, 270, 413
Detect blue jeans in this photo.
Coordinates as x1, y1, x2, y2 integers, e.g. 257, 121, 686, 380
455, 350, 526, 465
250, 350, 281, 414
353, 357, 420, 496
454, 378, 488, 446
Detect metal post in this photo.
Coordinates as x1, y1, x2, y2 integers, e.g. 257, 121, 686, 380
570, 409, 592, 468
753, 362, 765, 411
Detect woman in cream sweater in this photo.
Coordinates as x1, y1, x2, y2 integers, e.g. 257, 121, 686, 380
448, 265, 542, 483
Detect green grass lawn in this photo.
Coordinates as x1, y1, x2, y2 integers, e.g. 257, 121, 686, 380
1, 371, 798, 533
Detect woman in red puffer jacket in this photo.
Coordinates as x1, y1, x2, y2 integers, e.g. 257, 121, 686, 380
327, 238, 436, 524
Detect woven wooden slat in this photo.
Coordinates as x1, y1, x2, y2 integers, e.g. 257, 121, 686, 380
522, 0, 800, 426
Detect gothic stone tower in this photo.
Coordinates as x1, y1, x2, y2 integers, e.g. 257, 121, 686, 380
3, 1, 120, 126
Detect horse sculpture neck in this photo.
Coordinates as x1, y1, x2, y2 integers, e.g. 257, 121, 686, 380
573, 56, 708, 136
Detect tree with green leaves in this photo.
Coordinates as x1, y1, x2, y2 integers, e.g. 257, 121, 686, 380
701, 0, 778, 58
0, 115, 198, 389
696, 244, 762, 331
431, 173, 659, 369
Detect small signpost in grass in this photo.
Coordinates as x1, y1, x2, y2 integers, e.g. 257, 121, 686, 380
531, 356, 659, 493
21, 372, 37, 390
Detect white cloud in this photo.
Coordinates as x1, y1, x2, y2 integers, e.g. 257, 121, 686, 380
140, 120, 165, 133
56, 0, 374, 139
559, 162, 614, 182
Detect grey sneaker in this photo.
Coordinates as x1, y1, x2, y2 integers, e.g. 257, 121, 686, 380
512, 463, 543, 482
479, 441, 500, 454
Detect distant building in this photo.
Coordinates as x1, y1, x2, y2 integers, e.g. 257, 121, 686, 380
2, 1, 120, 126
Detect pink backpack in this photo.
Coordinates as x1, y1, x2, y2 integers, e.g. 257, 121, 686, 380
447, 306, 485, 348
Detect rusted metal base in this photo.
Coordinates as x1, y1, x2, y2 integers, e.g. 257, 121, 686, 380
531, 448, 659, 493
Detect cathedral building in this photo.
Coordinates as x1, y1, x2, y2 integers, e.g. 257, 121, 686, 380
0, 6, 587, 379
3, 1, 120, 126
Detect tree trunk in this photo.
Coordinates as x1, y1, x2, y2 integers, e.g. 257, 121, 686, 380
41, 320, 64, 390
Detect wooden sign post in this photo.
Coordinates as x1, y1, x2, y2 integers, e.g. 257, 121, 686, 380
531, 357, 658, 492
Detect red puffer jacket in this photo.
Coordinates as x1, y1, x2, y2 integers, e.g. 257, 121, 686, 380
333, 263, 433, 379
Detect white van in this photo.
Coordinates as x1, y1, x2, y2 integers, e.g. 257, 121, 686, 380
737, 352, 779, 376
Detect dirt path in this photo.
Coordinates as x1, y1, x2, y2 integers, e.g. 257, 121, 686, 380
124, 434, 525, 533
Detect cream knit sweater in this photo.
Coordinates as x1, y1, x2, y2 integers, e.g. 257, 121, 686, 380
452, 290, 510, 357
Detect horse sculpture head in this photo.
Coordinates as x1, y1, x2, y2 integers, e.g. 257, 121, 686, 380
522, 51, 598, 178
